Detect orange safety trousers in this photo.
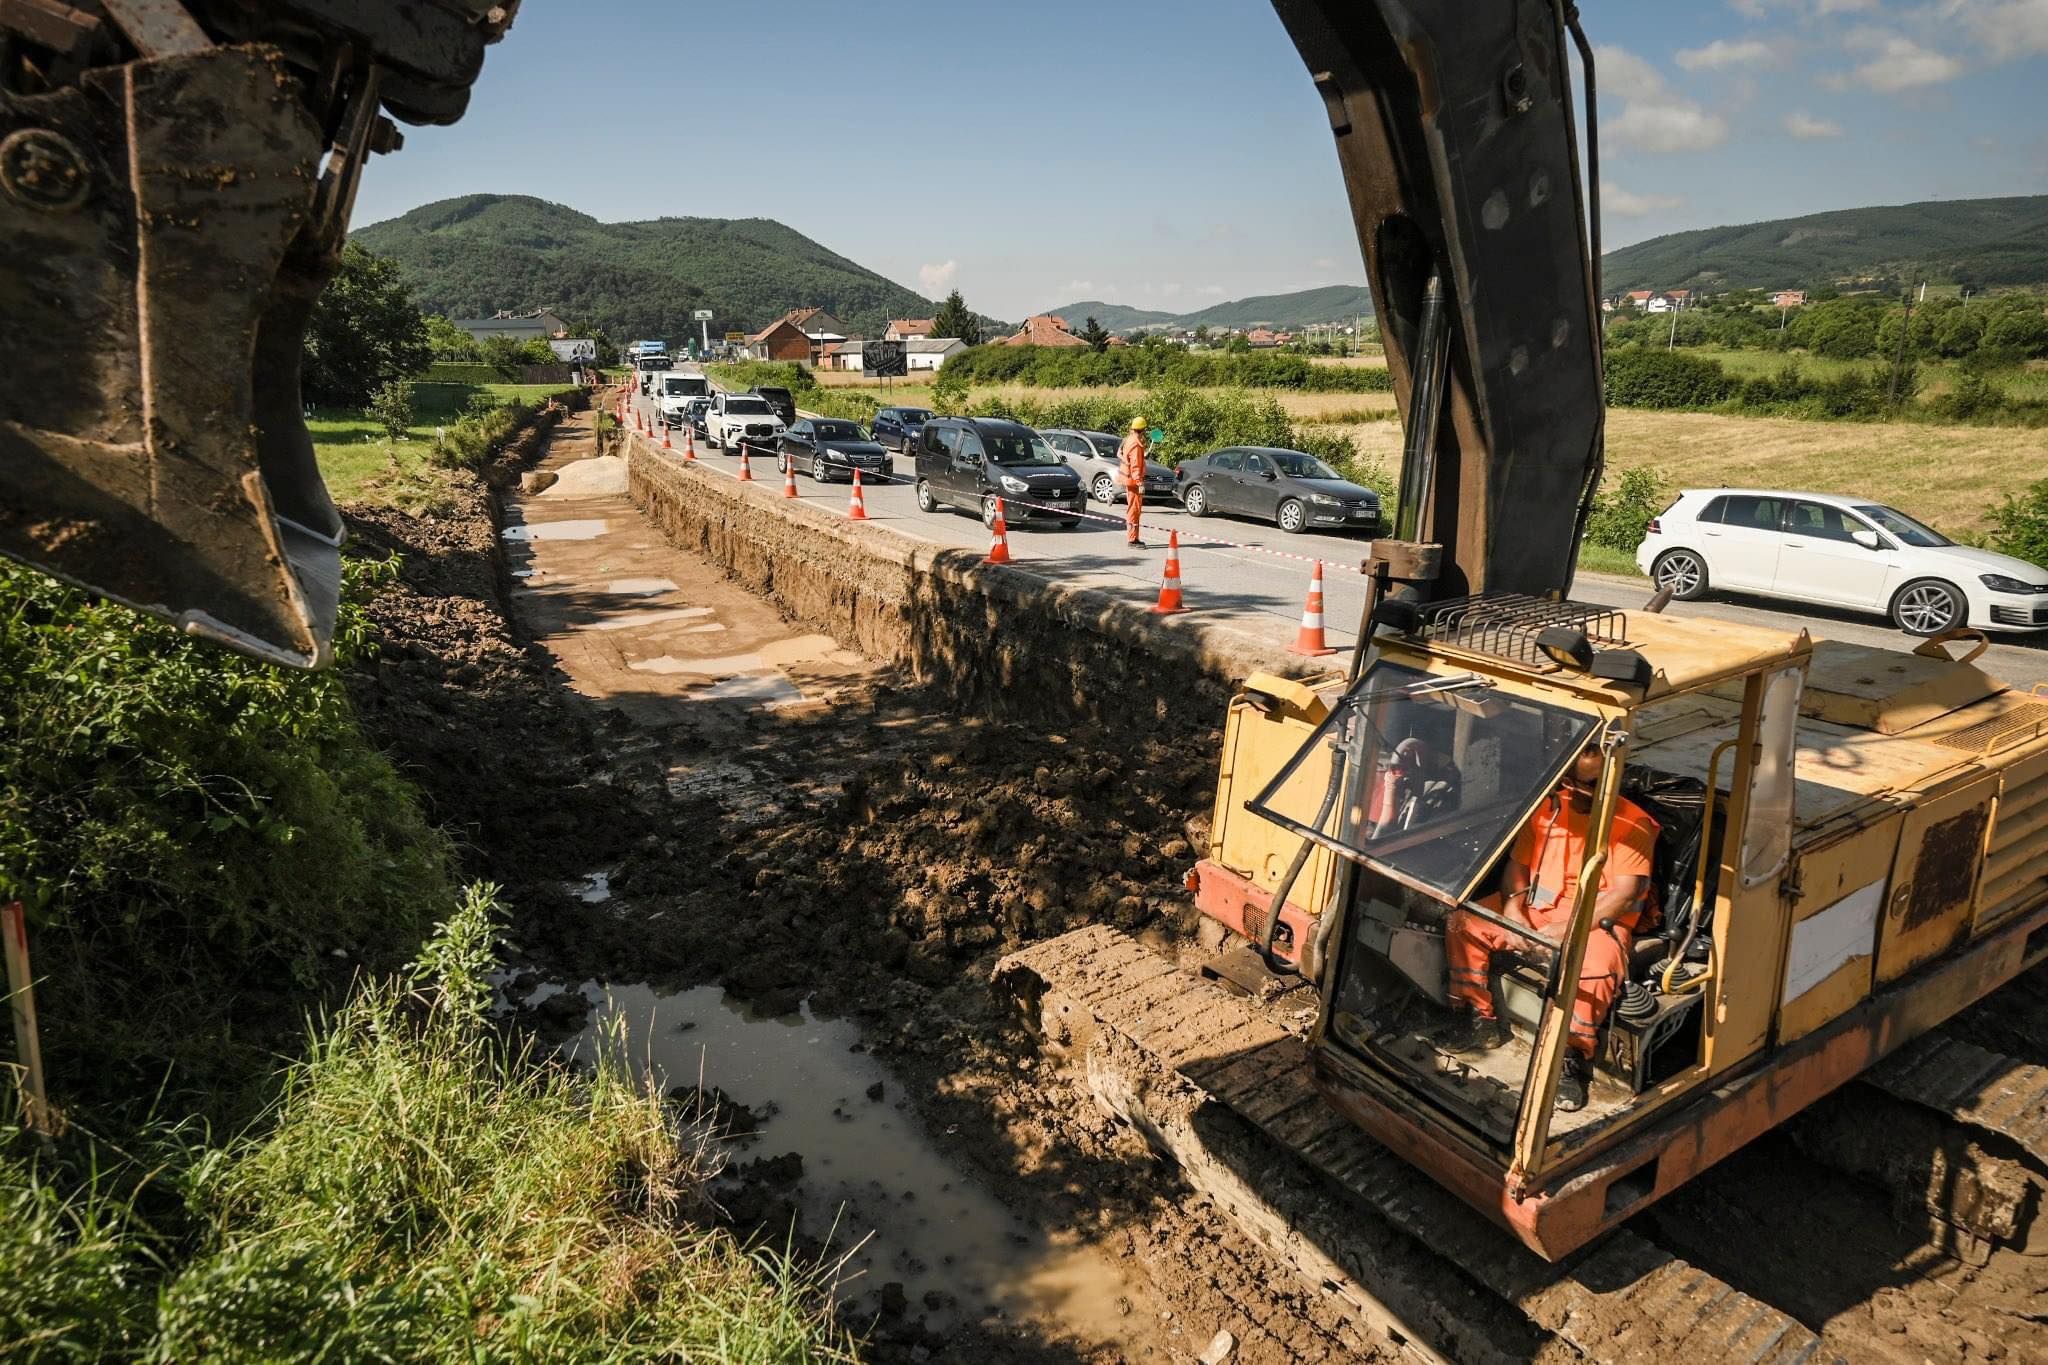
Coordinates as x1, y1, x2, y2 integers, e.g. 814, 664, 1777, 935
1125, 484, 1144, 541
1445, 906, 1630, 1060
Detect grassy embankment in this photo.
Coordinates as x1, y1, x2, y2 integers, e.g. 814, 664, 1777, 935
310, 380, 572, 507
0, 401, 847, 1358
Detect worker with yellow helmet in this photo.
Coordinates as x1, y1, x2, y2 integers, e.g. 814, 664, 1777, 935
1119, 415, 1150, 548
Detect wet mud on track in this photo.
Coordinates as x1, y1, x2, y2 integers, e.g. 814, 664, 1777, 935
340, 404, 2048, 1362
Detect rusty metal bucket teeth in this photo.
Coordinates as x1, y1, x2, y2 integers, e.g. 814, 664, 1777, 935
0, 1, 519, 667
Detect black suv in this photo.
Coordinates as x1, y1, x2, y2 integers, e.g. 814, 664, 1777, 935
913, 417, 1084, 527
751, 386, 797, 427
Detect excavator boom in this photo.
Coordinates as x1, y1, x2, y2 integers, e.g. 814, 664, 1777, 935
0, 1, 518, 667
1273, 0, 1605, 600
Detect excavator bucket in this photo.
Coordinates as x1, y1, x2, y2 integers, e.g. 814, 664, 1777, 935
0, 1, 518, 668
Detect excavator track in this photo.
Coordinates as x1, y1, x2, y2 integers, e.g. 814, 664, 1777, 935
1867, 1031, 2048, 1166
995, 926, 1836, 1365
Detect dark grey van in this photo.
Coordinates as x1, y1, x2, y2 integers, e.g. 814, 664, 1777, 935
913, 417, 1085, 528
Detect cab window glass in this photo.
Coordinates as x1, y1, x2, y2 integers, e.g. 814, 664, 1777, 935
1243, 453, 1273, 477
1211, 450, 1245, 471
1720, 494, 1784, 532
956, 431, 985, 461
1698, 496, 1727, 524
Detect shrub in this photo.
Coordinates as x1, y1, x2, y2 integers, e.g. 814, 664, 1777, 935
1989, 478, 2048, 570
1584, 466, 1668, 552
367, 380, 415, 441
1603, 348, 1737, 409
937, 344, 1394, 394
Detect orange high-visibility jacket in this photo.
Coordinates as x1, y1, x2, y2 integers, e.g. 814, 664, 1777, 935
1119, 431, 1148, 486
1511, 793, 1659, 933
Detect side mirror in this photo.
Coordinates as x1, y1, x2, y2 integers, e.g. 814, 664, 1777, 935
1851, 529, 1882, 550
1260, 469, 1277, 481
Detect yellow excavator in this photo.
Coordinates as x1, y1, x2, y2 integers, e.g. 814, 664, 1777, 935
1002, 0, 2048, 1301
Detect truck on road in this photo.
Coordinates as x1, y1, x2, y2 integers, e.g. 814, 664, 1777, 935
656, 370, 711, 428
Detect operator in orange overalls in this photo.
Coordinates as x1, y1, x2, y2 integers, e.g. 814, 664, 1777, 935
1439, 743, 1659, 1112
1119, 416, 1149, 548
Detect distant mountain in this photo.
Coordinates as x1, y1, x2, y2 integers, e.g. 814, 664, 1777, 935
1042, 284, 1375, 335
1602, 195, 2048, 294
351, 194, 965, 342
1045, 300, 1182, 333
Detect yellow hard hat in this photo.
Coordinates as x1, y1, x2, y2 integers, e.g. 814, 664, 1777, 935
1129, 416, 1147, 431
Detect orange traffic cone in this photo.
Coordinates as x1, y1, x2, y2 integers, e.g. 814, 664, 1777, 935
1150, 531, 1186, 614
847, 468, 870, 520
683, 425, 696, 462
738, 443, 754, 481
1290, 560, 1337, 655
984, 498, 1013, 564
662, 420, 672, 450
782, 453, 799, 499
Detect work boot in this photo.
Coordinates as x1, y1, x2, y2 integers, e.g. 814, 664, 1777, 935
1557, 1054, 1591, 1112
1440, 1011, 1512, 1056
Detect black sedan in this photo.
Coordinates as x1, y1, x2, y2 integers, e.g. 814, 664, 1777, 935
686, 397, 711, 444
1175, 446, 1382, 534
777, 418, 890, 483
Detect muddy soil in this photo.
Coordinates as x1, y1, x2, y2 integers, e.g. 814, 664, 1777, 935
341, 411, 1378, 1363
343, 408, 2048, 1363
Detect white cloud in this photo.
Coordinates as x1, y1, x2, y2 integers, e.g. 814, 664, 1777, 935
1196, 285, 1228, 297
1603, 184, 1687, 216
1952, 0, 2048, 56
1832, 30, 1962, 91
1311, 257, 1337, 270
1816, 0, 1878, 13
917, 259, 958, 295
1676, 38, 1775, 69
1057, 279, 1095, 296
1783, 109, 1845, 137
1596, 45, 1731, 152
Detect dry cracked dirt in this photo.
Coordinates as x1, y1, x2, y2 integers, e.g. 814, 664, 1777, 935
337, 404, 2048, 1364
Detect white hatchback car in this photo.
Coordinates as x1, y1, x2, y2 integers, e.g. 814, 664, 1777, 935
1637, 489, 2048, 636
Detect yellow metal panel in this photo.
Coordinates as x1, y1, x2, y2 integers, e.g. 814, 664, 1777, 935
1798, 638, 2003, 735
1876, 776, 1997, 985
1975, 740, 2048, 934
1210, 690, 1344, 917
1775, 821, 1900, 1043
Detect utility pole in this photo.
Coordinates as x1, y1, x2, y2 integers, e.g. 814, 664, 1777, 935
1887, 281, 1917, 409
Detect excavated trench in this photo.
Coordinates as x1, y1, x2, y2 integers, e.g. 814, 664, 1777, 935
340, 405, 2048, 1363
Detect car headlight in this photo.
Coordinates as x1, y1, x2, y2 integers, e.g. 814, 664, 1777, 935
1980, 574, 2041, 594
1309, 493, 1342, 506
999, 476, 1029, 493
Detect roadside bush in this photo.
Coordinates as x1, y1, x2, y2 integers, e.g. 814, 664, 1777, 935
367, 380, 415, 441
0, 557, 452, 1117
435, 398, 532, 469
1989, 478, 2048, 570
708, 360, 815, 394
1604, 347, 1737, 409
938, 344, 1394, 393
1585, 466, 1668, 552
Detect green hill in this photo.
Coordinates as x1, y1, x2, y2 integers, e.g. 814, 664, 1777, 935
1602, 195, 2048, 294
1043, 284, 1375, 334
351, 194, 950, 342
1045, 300, 1181, 333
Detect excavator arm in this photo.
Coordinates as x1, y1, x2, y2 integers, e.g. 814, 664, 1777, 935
1272, 0, 1605, 601
0, 1, 517, 668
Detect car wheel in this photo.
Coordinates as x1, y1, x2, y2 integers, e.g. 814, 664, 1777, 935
1183, 483, 1208, 517
1891, 578, 1965, 636
915, 478, 938, 513
1651, 549, 1709, 601
812, 454, 828, 482
1092, 473, 1117, 504
1276, 498, 1306, 533
982, 494, 1002, 528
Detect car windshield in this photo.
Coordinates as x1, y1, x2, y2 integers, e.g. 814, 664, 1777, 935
1248, 662, 1598, 901
814, 421, 865, 440
1087, 435, 1121, 457
724, 398, 770, 415
1854, 503, 1951, 548
985, 430, 1061, 466
1268, 450, 1342, 480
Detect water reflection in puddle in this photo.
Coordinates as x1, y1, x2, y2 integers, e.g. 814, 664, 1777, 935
565, 983, 1130, 1342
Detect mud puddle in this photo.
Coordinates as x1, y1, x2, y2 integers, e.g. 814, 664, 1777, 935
564, 982, 1137, 1347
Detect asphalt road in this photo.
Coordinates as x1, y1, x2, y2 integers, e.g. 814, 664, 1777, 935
627, 388, 2048, 690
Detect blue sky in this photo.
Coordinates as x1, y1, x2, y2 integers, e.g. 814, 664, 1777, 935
351, 1, 2048, 320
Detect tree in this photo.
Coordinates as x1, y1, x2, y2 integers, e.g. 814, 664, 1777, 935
932, 290, 981, 347
423, 314, 481, 361
1192, 324, 1211, 345
1982, 298, 2048, 358
367, 380, 415, 441
302, 243, 430, 405
1080, 315, 1111, 353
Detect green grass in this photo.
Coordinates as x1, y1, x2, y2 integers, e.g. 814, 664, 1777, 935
1577, 542, 1645, 578
3, 891, 852, 1361
312, 382, 569, 508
